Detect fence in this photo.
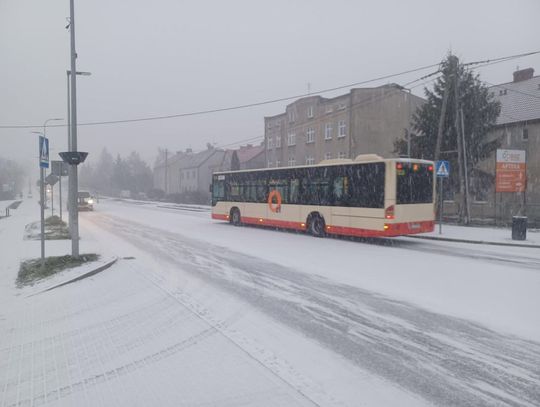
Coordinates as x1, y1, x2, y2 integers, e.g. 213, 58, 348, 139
440, 200, 540, 229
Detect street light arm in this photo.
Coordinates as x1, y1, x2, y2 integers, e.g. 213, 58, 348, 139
43, 118, 64, 137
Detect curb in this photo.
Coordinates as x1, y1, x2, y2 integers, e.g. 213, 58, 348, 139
28, 257, 118, 296
406, 235, 540, 249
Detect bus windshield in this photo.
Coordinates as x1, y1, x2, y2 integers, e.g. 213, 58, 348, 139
396, 163, 433, 204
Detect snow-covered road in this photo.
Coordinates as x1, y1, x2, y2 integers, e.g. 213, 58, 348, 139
81, 200, 540, 406
2, 199, 540, 406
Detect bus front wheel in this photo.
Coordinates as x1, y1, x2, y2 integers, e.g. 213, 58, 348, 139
308, 214, 325, 237
230, 208, 241, 226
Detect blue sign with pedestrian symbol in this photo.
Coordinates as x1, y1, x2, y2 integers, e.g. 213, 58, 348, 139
39, 136, 49, 169
435, 160, 450, 177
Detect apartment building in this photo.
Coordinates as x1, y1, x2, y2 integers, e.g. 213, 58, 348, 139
264, 84, 424, 167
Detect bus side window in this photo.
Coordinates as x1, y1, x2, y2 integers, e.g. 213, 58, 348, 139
290, 179, 300, 204
333, 176, 348, 205
256, 180, 267, 203
351, 163, 385, 208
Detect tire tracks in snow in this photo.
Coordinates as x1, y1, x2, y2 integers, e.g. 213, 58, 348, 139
87, 212, 540, 407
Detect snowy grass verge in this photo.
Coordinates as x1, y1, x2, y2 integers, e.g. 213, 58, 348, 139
17, 253, 99, 287
24, 215, 70, 240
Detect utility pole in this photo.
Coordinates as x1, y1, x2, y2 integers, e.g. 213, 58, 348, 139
406, 88, 412, 157
66, 71, 71, 230
460, 107, 471, 224
434, 82, 450, 162
453, 61, 467, 225
164, 148, 168, 194
69, 0, 80, 257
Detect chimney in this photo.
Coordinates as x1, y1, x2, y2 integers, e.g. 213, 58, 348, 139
513, 68, 534, 82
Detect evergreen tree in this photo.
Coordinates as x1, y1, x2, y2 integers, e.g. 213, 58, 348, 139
0, 157, 26, 198
94, 148, 115, 194
394, 53, 501, 222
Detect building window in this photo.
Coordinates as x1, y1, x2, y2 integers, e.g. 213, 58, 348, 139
288, 156, 296, 166
306, 127, 315, 143
267, 137, 273, 149
307, 106, 314, 118
338, 103, 346, 110
288, 110, 296, 123
522, 128, 529, 141
275, 136, 281, 148
276, 160, 281, 167
325, 105, 333, 114
305, 156, 315, 165
267, 122, 272, 130
338, 152, 347, 159
338, 120, 346, 137
324, 152, 332, 160
287, 132, 296, 146
325, 123, 332, 140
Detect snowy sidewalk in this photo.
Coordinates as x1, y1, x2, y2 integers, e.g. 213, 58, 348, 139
0, 200, 321, 407
409, 223, 540, 247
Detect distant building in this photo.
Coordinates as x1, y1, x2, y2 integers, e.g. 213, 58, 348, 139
264, 84, 424, 167
153, 145, 232, 200
153, 142, 265, 203
232, 143, 265, 170
473, 68, 540, 223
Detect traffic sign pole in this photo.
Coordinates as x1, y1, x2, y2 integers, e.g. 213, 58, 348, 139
439, 177, 443, 235
59, 177, 62, 221
38, 135, 50, 264
435, 160, 450, 235
40, 167, 45, 261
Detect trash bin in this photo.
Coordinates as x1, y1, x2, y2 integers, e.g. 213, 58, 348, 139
511, 216, 527, 241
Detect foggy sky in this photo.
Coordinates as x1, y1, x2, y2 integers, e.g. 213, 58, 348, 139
1, 0, 539, 177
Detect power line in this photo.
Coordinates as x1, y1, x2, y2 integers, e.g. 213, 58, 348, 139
0, 62, 443, 130
216, 135, 263, 149
1, 50, 538, 130
462, 50, 540, 67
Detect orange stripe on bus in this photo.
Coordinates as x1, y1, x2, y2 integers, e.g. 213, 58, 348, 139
212, 214, 434, 237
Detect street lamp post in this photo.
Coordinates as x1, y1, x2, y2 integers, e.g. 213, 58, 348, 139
68, 0, 82, 258
66, 70, 90, 227
66, 71, 91, 151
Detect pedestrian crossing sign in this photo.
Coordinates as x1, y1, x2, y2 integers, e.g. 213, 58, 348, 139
435, 160, 450, 177
39, 136, 49, 169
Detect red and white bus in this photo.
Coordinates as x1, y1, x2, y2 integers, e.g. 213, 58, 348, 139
211, 155, 435, 237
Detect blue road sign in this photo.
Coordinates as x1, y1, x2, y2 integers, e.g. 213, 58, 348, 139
39, 136, 49, 169
435, 160, 450, 177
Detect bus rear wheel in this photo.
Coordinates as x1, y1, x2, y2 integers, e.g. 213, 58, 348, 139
308, 214, 326, 237
230, 208, 241, 226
